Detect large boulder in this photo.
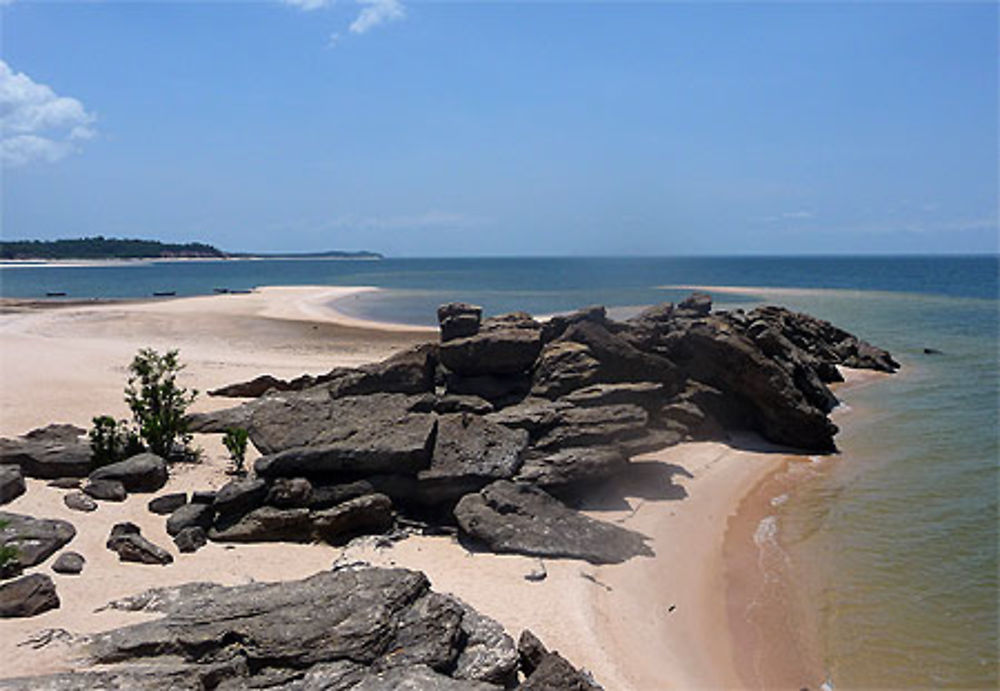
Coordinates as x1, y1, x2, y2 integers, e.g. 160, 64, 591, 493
64, 491, 98, 513
213, 477, 267, 517
516, 446, 628, 488
0, 465, 26, 505
0, 511, 76, 568
88, 452, 168, 492
454, 480, 653, 564
0, 424, 92, 478
52, 551, 85, 575
83, 478, 127, 502
533, 404, 649, 450
166, 502, 215, 536
558, 320, 682, 393
438, 302, 482, 342
440, 313, 543, 377
0, 573, 59, 618
147, 492, 187, 515
415, 414, 529, 504
312, 494, 394, 544
531, 341, 601, 399
106, 522, 173, 565
209, 506, 314, 543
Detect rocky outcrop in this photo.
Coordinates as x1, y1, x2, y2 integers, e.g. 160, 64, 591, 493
440, 312, 543, 377
0, 573, 60, 618
88, 452, 168, 493
106, 522, 173, 565
0, 511, 76, 568
0, 465, 25, 505
518, 629, 601, 690
454, 480, 652, 564
0, 424, 92, 478
438, 302, 483, 342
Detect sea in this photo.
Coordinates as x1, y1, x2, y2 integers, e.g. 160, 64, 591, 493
2, 255, 997, 688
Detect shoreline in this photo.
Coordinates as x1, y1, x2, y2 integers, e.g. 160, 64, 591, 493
0, 287, 881, 688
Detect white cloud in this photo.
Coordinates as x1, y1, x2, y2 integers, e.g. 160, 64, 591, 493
350, 0, 405, 34
282, 0, 334, 10
0, 60, 96, 166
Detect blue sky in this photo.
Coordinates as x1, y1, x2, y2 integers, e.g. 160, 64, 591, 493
1, 1, 997, 256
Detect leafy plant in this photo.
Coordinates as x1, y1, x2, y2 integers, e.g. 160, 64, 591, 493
125, 348, 198, 460
223, 427, 249, 476
0, 519, 20, 579
89, 415, 144, 467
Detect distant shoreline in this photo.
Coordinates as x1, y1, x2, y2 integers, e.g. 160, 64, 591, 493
0, 255, 383, 269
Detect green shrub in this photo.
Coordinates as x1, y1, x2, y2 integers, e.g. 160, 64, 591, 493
223, 427, 249, 476
89, 415, 144, 467
0, 520, 20, 578
125, 348, 198, 460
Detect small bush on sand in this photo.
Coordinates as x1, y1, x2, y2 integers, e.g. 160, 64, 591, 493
125, 348, 198, 460
223, 427, 249, 476
89, 415, 144, 467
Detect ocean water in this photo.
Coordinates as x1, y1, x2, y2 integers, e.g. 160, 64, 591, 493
2, 255, 997, 687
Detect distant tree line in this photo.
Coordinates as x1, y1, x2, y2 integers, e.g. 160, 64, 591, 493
0, 236, 226, 260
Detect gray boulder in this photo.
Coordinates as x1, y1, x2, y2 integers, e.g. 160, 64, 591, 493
173, 526, 208, 553
516, 446, 628, 487
454, 480, 652, 564
64, 491, 98, 513
452, 600, 519, 684
531, 341, 601, 399
88, 452, 168, 492
147, 492, 187, 515
440, 312, 543, 377
106, 522, 173, 565
267, 477, 314, 508
312, 494, 394, 544
438, 302, 483, 342
213, 477, 267, 516
0, 511, 76, 567
0, 465, 26, 505
0, 573, 60, 618
560, 382, 665, 410
517, 630, 602, 690
0, 424, 92, 479
83, 478, 127, 502
52, 551, 85, 575
533, 404, 649, 450
166, 502, 215, 536
210, 506, 314, 543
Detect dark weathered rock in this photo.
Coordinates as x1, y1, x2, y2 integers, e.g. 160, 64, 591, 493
0, 511, 76, 567
354, 665, 496, 690
484, 397, 571, 437
533, 404, 649, 450
166, 502, 215, 536
0, 465, 26, 505
452, 600, 519, 684
454, 480, 653, 564
445, 372, 531, 403
267, 477, 313, 508
191, 490, 217, 504
0, 662, 246, 690
517, 630, 601, 690
560, 382, 665, 410
47, 477, 81, 489
213, 477, 267, 516
186, 405, 254, 434
540, 305, 609, 344
531, 341, 601, 399
0, 573, 60, 617
516, 446, 628, 487
173, 526, 208, 553
560, 320, 682, 392
440, 313, 543, 377
312, 494, 394, 544
147, 492, 187, 515
517, 629, 548, 676
416, 414, 529, 504
210, 373, 287, 398
89, 452, 168, 492
52, 551, 85, 574
64, 490, 98, 513
210, 506, 313, 543
373, 592, 464, 672
106, 522, 173, 565
433, 394, 494, 415
676, 291, 712, 317
83, 478, 127, 502
0, 424, 92, 479
308, 480, 377, 510
438, 302, 483, 342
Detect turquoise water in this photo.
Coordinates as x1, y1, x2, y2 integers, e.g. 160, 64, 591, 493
2, 255, 997, 687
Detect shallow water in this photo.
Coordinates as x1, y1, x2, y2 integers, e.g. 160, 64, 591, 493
2, 255, 997, 687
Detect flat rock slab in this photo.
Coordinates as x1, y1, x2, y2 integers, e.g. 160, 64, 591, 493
0, 573, 60, 618
0, 424, 93, 479
89, 452, 168, 493
0, 511, 76, 567
0, 465, 26, 505
454, 480, 653, 565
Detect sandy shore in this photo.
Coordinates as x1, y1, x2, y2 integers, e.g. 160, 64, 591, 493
0, 286, 826, 688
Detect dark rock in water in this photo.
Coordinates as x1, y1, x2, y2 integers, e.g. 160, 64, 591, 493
106, 522, 173, 565
166, 502, 215, 536
0, 511, 76, 567
516, 446, 628, 487
210, 506, 314, 543
88, 452, 168, 492
83, 478, 127, 502
64, 490, 98, 513
0, 573, 60, 617
147, 492, 187, 515
923, 347, 943, 355
0, 424, 92, 479
266, 477, 314, 508
191, 490, 217, 504
415, 414, 528, 504
173, 526, 208, 553
438, 302, 483, 342
213, 477, 267, 516
517, 629, 601, 690
454, 480, 653, 564
440, 312, 543, 377
312, 494, 394, 544
47, 477, 81, 489
52, 551, 85, 574
0, 465, 26, 505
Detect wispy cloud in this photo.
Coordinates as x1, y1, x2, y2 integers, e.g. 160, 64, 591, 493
350, 0, 405, 34
281, 0, 334, 10
0, 60, 97, 167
